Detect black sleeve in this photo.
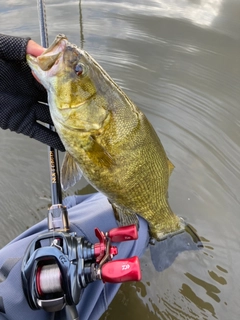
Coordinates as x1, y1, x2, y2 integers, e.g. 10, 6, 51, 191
0, 34, 65, 152
0, 34, 30, 61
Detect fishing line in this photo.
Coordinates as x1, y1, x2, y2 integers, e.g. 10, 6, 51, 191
79, 0, 84, 49
37, 0, 49, 48
36, 264, 62, 295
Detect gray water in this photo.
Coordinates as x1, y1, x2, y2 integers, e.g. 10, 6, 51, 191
1, 0, 240, 319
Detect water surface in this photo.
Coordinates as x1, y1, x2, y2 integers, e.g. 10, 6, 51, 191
1, 1, 240, 319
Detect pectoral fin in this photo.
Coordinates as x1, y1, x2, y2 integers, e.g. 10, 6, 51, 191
61, 152, 83, 190
86, 136, 115, 167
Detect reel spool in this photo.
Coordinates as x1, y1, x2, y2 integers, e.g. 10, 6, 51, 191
36, 264, 62, 296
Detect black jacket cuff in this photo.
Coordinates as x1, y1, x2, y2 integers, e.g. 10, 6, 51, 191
0, 34, 31, 61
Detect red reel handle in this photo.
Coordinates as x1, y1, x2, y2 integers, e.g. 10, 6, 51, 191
108, 225, 138, 242
101, 256, 141, 283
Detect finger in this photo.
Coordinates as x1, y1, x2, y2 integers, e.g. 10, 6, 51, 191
26, 40, 45, 57
27, 122, 65, 152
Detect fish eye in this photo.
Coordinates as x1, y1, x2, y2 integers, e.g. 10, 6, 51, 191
75, 63, 84, 76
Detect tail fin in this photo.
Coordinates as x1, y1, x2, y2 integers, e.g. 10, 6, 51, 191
149, 223, 203, 272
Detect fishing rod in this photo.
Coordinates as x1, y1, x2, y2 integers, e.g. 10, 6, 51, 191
21, 2, 142, 320
37, 0, 62, 205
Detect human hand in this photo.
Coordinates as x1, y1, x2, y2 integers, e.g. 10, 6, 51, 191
0, 35, 65, 151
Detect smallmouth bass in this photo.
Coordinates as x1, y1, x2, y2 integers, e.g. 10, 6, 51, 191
27, 34, 185, 240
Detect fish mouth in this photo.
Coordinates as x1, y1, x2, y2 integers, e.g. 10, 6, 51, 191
27, 34, 68, 71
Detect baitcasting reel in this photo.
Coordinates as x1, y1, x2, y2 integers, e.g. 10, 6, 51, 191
21, 204, 141, 314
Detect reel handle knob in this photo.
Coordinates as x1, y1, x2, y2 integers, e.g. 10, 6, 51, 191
101, 256, 141, 283
108, 225, 138, 242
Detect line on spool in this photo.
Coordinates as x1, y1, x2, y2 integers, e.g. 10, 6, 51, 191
36, 264, 62, 295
